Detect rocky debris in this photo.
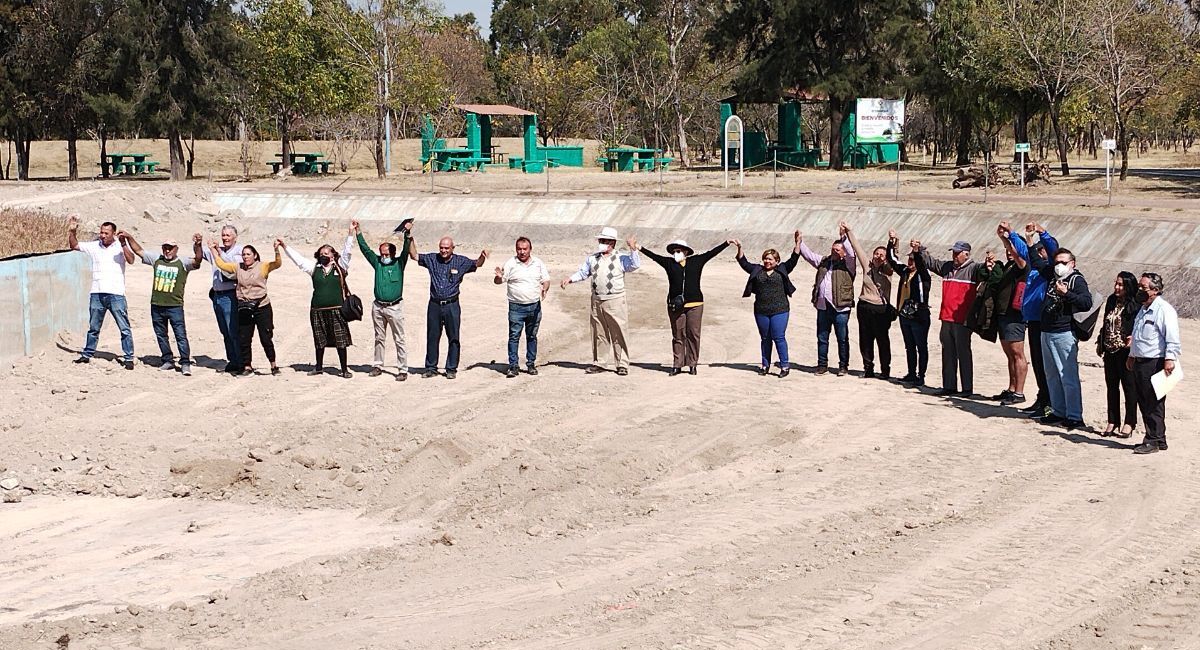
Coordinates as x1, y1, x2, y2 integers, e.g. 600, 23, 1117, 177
3, 491, 22, 503
526, 526, 545, 537
248, 448, 268, 462
433, 533, 457, 546
186, 520, 199, 533
126, 604, 142, 616
171, 485, 192, 498
168, 601, 189, 612
0, 476, 19, 490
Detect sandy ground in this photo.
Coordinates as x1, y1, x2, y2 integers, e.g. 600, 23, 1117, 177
3, 185, 1200, 649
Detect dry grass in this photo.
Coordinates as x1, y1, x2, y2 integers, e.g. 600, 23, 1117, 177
0, 208, 71, 259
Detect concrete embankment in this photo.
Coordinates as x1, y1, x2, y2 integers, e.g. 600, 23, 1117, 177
213, 191, 1200, 315
0, 252, 90, 364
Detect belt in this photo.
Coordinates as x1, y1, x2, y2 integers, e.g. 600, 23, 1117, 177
376, 297, 403, 307
432, 295, 459, 305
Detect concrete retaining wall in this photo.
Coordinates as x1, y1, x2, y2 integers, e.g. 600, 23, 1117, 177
212, 191, 1200, 315
0, 252, 90, 365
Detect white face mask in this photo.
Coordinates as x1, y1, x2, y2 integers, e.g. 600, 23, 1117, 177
596, 243, 610, 254
673, 252, 686, 262
380, 256, 393, 265
1054, 263, 1071, 278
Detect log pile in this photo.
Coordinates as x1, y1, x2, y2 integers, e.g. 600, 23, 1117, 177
952, 164, 1001, 188
951, 161, 1054, 188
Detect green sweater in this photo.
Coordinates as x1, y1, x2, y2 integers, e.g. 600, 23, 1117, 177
357, 232, 409, 303
311, 267, 344, 308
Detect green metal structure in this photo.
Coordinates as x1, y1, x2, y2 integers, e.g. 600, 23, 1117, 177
419, 105, 585, 173
720, 92, 824, 170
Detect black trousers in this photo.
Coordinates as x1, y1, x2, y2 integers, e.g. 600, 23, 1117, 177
1132, 357, 1167, 445
856, 301, 892, 374
1103, 349, 1137, 427
1028, 321, 1048, 407
237, 301, 276, 367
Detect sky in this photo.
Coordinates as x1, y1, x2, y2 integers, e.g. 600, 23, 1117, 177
439, 0, 492, 36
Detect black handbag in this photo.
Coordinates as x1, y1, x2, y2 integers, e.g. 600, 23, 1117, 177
333, 266, 364, 322
899, 298, 920, 319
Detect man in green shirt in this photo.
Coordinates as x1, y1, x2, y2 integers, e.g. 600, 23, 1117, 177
353, 219, 413, 381
124, 232, 203, 375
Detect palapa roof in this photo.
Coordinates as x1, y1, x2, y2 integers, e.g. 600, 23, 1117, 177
453, 104, 536, 116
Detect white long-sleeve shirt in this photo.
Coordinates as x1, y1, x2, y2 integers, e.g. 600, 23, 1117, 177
283, 236, 353, 276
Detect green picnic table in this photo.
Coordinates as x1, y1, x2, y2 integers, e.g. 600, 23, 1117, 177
430, 147, 489, 171
99, 153, 161, 176
271, 152, 330, 175
602, 147, 670, 172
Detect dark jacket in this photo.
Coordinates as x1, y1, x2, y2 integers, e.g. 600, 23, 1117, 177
740, 251, 801, 298
966, 261, 1008, 342
886, 241, 932, 311
641, 242, 730, 306
1033, 258, 1093, 333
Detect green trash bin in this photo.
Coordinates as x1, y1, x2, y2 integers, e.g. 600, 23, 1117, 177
850, 152, 868, 169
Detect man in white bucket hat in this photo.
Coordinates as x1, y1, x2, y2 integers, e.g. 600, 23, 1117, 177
639, 238, 732, 375
561, 226, 641, 375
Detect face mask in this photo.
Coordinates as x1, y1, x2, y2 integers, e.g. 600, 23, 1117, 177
595, 244, 609, 254
1136, 290, 1150, 303
380, 256, 393, 265
318, 254, 331, 266
673, 252, 686, 262
1054, 263, 1071, 278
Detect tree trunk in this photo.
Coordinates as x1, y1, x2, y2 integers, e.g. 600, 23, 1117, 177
374, 100, 386, 179
185, 134, 196, 178
1013, 99, 1030, 163
829, 98, 845, 170
15, 127, 32, 181
1047, 100, 1070, 176
67, 125, 79, 181
955, 109, 971, 166
1117, 115, 1130, 181
99, 126, 109, 179
280, 109, 292, 171
239, 115, 250, 179
168, 129, 186, 181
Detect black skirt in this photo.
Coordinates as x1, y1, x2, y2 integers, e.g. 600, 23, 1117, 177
310, 307, 352, 348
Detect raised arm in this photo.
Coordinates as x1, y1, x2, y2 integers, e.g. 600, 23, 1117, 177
353, 221, 380, 269
562, 255, 594, 288
263, 244, 283, 276
117, 232, 135, 264
638, 246, 670, 269
209, 242, 237, 274
67, 215, 80, 251
621, 236, 641, 272
475, 249, 489, 269
338, 234, 353, 271
797, 232, 821, 269
694, 241, 731, 264
122, 232, 150, 265
844, 226, 869, 274
281, 241, 315, 275
188, 233, 203, 270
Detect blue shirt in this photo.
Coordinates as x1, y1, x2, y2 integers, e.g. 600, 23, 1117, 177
1131, 297, 1182, 360
1012, 230, 1059, 322
418, 252, 478, 301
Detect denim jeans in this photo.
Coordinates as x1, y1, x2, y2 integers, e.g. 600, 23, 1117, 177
83, 293, 133, 361
426, 300, 463, 372
211, 289, 240, 367
151, 305, 190, 364
815, 306, 850, 368
899, 308, 931, 380
754, 311, 789, 369
507, 301, 542, 368
1042, 330, 1083, 420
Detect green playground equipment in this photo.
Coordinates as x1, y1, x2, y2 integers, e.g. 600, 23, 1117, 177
720, 91, 825, 170
421, 105, 585, 173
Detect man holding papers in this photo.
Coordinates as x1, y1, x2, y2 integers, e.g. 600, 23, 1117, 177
1128, 272, 1182, 455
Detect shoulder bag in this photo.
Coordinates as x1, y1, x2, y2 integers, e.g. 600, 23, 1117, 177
334, 266, 364, 322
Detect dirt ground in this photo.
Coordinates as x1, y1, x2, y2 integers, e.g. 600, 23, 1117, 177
2, 182, 1200, 649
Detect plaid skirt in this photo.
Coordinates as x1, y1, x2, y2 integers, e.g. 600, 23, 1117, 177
310, 307, 352, 348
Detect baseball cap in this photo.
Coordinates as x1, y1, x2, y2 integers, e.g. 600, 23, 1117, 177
950, 241, 971, 253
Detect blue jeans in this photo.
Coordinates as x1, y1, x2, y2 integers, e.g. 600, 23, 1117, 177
816, 306, 850, 368
899, 308, 931, 380
1042, 330, 1083, 420
507, 301, 541, 368
83, 293, 134, 361
754, 311, 789, 368
211, 289, 240, 367
425, 300, 462, 372
151, 305, 190, 364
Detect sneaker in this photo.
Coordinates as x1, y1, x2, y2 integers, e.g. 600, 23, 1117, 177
123, 360, 135, 371
1017, 402, 1046, 415
271, 367, 281, 376
836, 366, 847, 377
992, 390, 1014, 402
1063, 419, 1085, 430
74, 356, 90, 364
241, 368, 255, 377
338, 370, 352, 379
526, 367, 538, 376
422, 369, 438, 378
396, 373, 408, 382
307, 369, 323, 376
898, 373, 917, 383
585, 365, 605, 374
505, 367, 519, 378
616, 367, 628, 376
159, 361, 175, 371
758, 366, 769, 376
1133, 443, 1160, 455
445, 370, 457, 379
815, 366, 829, 376
864, 369, 876, 379
223, 363, 240, 374
1000, 392, 1026, 406
181, 365, 192, 376
369, 367, 383, 377
1039, 414, 1066, 426
779, 368, 790, 378
880, 370, 890, 380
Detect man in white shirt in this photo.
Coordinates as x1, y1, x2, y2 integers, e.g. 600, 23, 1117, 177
68, 216, 136, 369
494, 237, 551, 378
1127, 272, 1182, 454
561, 227, 641, 376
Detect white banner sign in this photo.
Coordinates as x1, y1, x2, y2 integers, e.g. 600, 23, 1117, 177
855, 98, 905, 143
1101, 139, 1117, 151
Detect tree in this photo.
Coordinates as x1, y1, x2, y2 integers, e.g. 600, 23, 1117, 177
708, 0, 928, 169
1086, 0, 1194, 179
489, 0, 613, 58
497, 52, 594, 144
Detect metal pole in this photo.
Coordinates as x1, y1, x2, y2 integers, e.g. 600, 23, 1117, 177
545, 156, 550, 195
382, 30, 391, 174
983, 151, 989, 204
1107, 149, 1113, 207
894, 159, 900, 201
773, 150, 778, 198
1020, 151, 1025, 188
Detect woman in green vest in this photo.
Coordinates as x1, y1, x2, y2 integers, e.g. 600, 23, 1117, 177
281, 230, 355, 378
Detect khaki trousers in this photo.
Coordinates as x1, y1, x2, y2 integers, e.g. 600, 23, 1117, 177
372, 300, 406, 370
591, 295, 630, 370
669, 304, 703, 368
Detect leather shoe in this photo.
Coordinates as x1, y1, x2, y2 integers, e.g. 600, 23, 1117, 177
669, 367, 682, 376
1133, 443, 1160, 455
688, 366, 697, 375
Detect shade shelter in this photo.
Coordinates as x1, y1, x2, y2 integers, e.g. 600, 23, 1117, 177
720, 90, 826, 170
420, 105, 585, 173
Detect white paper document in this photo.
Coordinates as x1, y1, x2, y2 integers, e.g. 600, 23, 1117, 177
1151, 361, 1183, 400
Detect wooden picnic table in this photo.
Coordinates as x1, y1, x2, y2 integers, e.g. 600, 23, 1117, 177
100, 153, 159, 176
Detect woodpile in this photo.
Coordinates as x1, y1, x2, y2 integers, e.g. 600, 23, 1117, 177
951, 161, 1054, 188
